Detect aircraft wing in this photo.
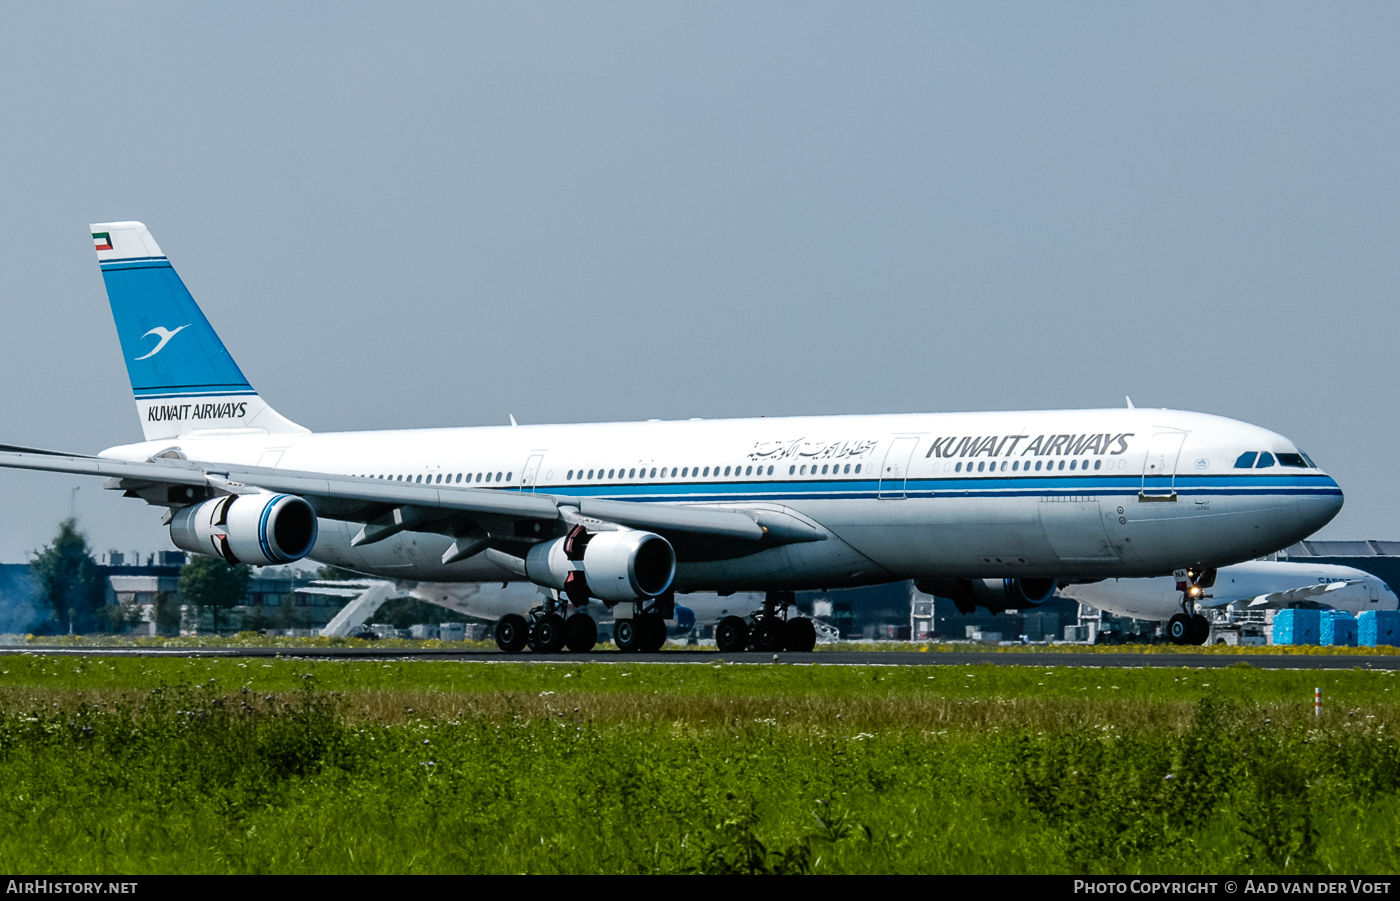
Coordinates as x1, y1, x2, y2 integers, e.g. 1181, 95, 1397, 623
1246, 580, 1363, 608
0, 446, 794, 557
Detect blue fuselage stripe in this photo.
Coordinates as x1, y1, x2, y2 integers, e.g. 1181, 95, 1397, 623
425, 472, 1341, 505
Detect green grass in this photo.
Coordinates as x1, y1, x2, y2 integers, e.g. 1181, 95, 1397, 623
0, 656, 1397, 873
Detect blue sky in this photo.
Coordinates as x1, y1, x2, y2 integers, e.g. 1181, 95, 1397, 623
0, 3, 1395, 560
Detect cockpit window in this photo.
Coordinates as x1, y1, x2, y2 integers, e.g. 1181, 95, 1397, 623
1234, 452, 1257, 469
1276, 453, 1307, 468
1299, 450, 1317, 468
1255, 452, 1275, 468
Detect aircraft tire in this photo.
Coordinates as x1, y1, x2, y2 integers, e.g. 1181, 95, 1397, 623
1166, 614, 1192, 646
716, 616, 749, 652
495, 614, 529, 653
534, 613, 568, 653
565, 613, 597, 653
614, 618, 643, 652
752, 618, 784, 652
638, 612, 667, 652
1190, 614, 1210, 646
783, 617, 817, 653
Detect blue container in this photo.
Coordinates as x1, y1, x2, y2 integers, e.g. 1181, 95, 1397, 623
1320, 611, 1357, 647
1358, 610, 1400, 647
1273, 609, 1321, 646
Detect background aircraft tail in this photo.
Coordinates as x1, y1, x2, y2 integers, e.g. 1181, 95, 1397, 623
91, 221, 309, 442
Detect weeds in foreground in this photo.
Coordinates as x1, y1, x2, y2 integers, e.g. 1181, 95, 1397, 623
0, 670, 1396, 874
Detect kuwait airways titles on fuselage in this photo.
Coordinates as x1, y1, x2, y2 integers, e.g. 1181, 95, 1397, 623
927, 432, 1134, 459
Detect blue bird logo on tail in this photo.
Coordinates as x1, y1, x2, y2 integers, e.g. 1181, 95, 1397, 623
134, 324, 191, 361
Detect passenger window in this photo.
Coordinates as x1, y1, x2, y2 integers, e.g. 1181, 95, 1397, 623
607, 469, 615, 478
703, 467, 709, 477
505, 472, 511, 482
1000, 461, 1007, 472
1012, 461, 1019, 471
1276, 453, 1307, 468
744, 466, 751, 476
724, 466, 731, 476
1094, 460, 1101, 470
955, 462, 962, 472
1069, 460, 1076, 471
789, 465, 795, 475
767, 465, 774, 475
1058, 460, 1065, 471
672, 468, 679, 477
1234, 452, 1258, 469
628, 469, 635, 478
799, 465, 806, 475
1035, 461, 1042, 471
822, 464, 829, 474
855, 464, 861, 473
1255, 453, 1275, 469
977, 462, 984, 472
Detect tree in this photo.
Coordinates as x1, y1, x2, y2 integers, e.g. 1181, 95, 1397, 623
30, 518, 105, 633
152, 590, 183, 637
178, 555, 250, 635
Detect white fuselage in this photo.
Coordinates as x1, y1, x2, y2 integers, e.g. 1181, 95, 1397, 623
1062, 560, 1396, 621
101, 407, 1343, 593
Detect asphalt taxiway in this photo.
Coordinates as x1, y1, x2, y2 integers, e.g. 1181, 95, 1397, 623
1, 647, 1396, 670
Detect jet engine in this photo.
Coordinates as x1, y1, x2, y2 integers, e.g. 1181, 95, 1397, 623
915, 578, 1058, 614
525, 527, 676, 603
170, 493, 319, 566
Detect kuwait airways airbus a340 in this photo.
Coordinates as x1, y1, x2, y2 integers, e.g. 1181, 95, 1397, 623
0, 222, 1344, 653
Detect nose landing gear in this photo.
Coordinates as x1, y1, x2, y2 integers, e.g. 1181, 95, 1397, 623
1167, 567, 1215, 646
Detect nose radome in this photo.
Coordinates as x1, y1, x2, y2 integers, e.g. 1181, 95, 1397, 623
1297, 479, 1344, 534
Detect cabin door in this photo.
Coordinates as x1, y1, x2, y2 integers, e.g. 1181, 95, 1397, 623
1140, 431, 1186, 500
520, 454, 544, 492
878, 437, 920, 499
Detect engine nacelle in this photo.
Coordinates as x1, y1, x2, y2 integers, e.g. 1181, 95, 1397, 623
525, 528, 676, 603
170, 493, 319, 566
915, 578, 1058, 614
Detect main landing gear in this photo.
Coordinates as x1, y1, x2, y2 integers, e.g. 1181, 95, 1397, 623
715, 591, 818, 654
494, 591, 599, 654
612, 593, 671, 653
1166, 566, 1215, 646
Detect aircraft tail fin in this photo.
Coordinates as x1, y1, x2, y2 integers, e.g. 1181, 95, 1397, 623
91, 221, 309, 441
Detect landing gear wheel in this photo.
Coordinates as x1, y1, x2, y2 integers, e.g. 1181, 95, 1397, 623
532, 613, 567, 653
752, 619, 784, 652
638, 612, 667, 652
783, 617, 817, 653
1166, 614, 1192, 646
613, 618, 643, 652
565, 613, 597, 653
495, 613, 529, 653
1189, 614, 1210, 646
716, 616, 749, 652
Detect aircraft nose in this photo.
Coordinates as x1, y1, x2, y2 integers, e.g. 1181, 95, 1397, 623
1297, 477, 1344, 534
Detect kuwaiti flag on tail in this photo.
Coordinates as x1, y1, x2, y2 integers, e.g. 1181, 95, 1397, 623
92, 232, 112, 252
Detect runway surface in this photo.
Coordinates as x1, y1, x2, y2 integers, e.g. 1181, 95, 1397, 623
2, 646, 1397, 670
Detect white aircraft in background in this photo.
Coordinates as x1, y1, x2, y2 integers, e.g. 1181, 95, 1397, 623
1060, 560, 1397, 645
0, 222, 1343, 654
